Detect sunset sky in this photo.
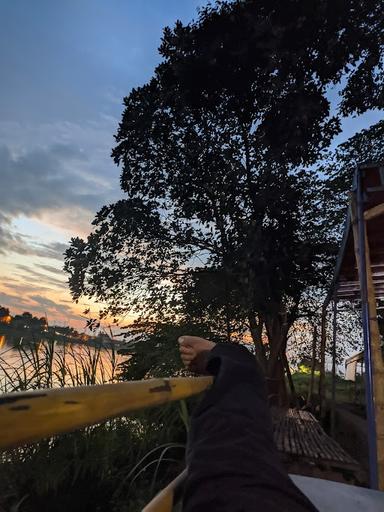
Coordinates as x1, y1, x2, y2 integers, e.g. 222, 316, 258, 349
0, 0, 382, 330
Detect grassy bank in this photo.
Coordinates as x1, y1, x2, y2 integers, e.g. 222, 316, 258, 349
292, 371, 365, 405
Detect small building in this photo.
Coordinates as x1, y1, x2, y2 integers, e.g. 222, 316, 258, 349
345, 350, 364, 381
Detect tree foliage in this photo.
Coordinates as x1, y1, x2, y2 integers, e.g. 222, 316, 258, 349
117, 320, 224, 381
65, 0, 384, 399
322, 120, 384, 228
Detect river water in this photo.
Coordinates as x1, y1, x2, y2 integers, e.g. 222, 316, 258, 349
0, 336, 127, 392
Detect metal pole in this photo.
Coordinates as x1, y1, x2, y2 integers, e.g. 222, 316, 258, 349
356, 172, 379, 489
331, 299, 337, 438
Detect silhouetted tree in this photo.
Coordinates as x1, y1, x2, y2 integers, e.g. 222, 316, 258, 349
0, 306, 10, 317
322, 120, 384, 228
65, 0, 384, 402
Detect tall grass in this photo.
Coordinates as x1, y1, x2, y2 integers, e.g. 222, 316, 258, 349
0, 340, 189, 512
0, 340, 121, 392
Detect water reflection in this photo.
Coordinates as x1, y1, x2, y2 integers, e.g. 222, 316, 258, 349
0, 337, 126, 392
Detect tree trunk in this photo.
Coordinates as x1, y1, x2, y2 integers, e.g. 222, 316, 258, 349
224, 275, 232, 343
225, 307, 231, 343
265, 310, 290, 406
283, 352, 296, 405
248, 312, 267, 371
267, 355, 288, 406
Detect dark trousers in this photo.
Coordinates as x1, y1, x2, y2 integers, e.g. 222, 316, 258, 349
182, 343, 318, 512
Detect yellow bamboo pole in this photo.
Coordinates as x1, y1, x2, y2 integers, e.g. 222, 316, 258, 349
142, 469, 187, 512
0, 377, 212, 450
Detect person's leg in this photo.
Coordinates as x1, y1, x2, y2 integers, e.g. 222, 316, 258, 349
179, 337, 318, 512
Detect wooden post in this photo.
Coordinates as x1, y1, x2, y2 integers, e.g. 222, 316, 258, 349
360, 361, 364, 405
283, 352, 296, 405
331, 300, 337, 438
363, 223, 384, 489
307, 325, 317, 405
351, 193, 384, 489
319, 306, 327, 419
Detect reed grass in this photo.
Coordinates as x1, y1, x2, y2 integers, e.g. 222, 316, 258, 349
0, 340, 188, 512
0, 340, 121, 392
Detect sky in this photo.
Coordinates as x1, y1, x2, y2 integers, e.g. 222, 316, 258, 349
0, 0, 205, 329
0, 0, 382, 330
